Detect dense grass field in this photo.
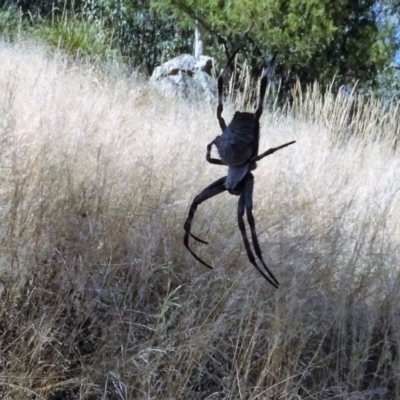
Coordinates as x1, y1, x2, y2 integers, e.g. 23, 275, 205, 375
1, 41, 400, 399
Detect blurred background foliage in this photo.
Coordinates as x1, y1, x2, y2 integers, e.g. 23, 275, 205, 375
1, 0, 400, 97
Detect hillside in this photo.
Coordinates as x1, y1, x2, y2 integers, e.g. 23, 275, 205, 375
0, 42, 400, 399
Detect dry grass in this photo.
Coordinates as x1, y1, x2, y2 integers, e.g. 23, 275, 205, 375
1, 41, 400, 399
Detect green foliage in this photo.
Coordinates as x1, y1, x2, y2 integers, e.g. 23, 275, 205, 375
151, 0, 400, 90
35, 16, 117, 59
1, 0, 400, 95
0, 7, 25, 40
374, 66, 400, 101
1, 0, 82, 15
1, 0, 193, 72
81, 0, 192, 72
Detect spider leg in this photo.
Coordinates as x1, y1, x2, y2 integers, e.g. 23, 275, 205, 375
251, 140, 296, 163
217, 49, 239, 131
217, 70, 227, 130
243, 174, 279, 288
185, 177, 227, 244
206, 140, 224, 165
255, 52, 278, 122
237, 177, 279, 288
184, 176, 228, 269
188, 232, 208, 244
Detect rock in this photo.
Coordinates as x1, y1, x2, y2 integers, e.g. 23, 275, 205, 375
149, 54, 217, 100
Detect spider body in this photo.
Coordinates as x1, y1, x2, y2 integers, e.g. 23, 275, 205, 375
184, 50, 295, 288
214, 111, 258, 166
213, 111, 258, 191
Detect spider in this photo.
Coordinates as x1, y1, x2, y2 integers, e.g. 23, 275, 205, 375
183, 50, 295, 288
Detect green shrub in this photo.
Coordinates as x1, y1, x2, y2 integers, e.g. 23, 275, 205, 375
35, 15, 118, 59
0, 7, 25, 40
82, 0, 193, 72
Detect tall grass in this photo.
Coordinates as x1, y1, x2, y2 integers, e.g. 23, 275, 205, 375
0, 8, 25, 41
1, 42, 400, 399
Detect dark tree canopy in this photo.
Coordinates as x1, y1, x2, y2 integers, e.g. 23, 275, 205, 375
151, 0, 400, 90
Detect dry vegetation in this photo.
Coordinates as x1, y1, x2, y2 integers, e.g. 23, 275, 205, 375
1, 41, 400, 399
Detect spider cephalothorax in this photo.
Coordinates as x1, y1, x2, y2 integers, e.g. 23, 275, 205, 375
184, 50, 295, 288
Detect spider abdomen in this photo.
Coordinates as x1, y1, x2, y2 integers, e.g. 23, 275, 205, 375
226, 163, 250, 191
215, 112, 259, 166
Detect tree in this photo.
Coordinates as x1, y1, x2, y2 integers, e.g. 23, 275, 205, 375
151, 0, 400, 91
83, 0, 192, 72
